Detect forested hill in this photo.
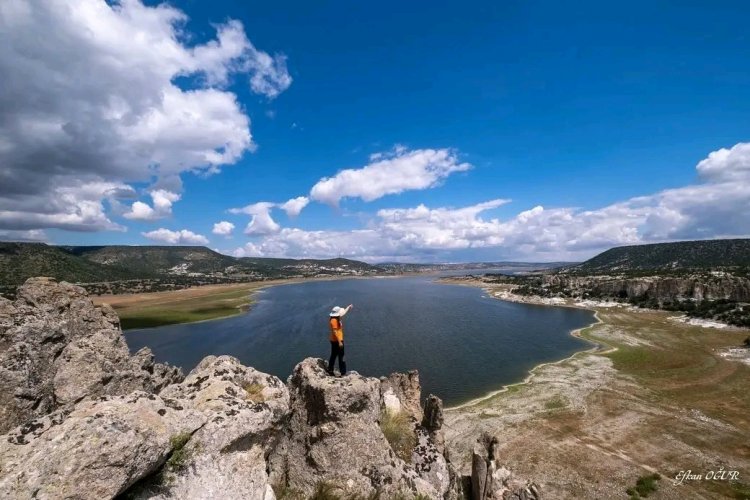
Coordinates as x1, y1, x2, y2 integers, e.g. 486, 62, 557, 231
564, 239, 750, 274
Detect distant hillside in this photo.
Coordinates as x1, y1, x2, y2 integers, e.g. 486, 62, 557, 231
0, 243, 384, 291
64, 245, 237, 276
0, 243, 137, 286
566, 239, 750, 274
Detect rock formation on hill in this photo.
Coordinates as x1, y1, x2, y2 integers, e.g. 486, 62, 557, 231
0, 277, 181, 434
0, 278, 540, 499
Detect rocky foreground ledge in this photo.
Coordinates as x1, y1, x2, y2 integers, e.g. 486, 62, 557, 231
0, 278, 539, 499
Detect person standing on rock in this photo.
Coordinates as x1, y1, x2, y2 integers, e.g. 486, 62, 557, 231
327, 304, 353, 376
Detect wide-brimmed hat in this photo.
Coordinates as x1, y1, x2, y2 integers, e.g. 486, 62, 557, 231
329, 306, 345, 317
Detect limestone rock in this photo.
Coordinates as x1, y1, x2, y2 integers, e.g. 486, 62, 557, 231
0, 278, 182, 434
380, 370, 423, 422
270, 358, 459, 499
422, 394, 444, 433
470, 434, 541, 500
141, 355, 290, 499
0, 391, 204, 500
271, 358, 396, 496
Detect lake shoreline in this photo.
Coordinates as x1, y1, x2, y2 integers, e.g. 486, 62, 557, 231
95, 275, 361, 330
441, 276, 750, 499
437, 277, 611, 410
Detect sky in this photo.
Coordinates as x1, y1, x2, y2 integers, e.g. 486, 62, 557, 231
1, 0, 749, 262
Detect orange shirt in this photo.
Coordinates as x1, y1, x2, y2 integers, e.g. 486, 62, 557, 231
329, 317, 344, 342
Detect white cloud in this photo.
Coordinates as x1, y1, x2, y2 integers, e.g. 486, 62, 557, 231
280, 196, 309, 217
229, 202, 281, 235
309, 147, 471, 205
696, 142, 750, 182
0, 0, 291, 232
0, 229, 49, 242
142, 228, 209, 245
212, 220, 235, 237
123, 189, 180, 221
0, 181, 131, 231
226, 142, 750, 261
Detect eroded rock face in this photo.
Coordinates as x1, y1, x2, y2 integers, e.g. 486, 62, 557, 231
543, 274, 750, 303
139, 355, 290, 499
381, 370, 423, 422
0, 278, 182, 434
269, 358, 459, 499
471, 434, 541, 500
0, 392, 204, 500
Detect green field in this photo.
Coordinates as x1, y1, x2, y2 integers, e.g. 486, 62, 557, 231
94, 283, 266, 329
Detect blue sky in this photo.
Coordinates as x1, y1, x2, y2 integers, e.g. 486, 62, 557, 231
1, 0, 749, 261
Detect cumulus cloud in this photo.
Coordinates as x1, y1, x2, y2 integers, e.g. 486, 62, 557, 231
0, 229, 49, 242
309, 147, 471, 205
227, 143, 750, 261
229, 202, 281, 235
280, 196, 309, 217
212, 220, 235, 237
696, 142, 750, 182
0, 0, 291, 232
0, 181, 132, 231
123, 189, 180, 221
142, 228, 209, 245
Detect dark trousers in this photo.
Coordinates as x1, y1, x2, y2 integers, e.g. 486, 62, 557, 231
328, 341, 346, 375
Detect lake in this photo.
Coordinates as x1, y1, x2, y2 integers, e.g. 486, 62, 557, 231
124, 276, 595, 406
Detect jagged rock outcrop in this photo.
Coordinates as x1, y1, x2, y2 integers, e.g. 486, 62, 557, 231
268, 358, 459, 498
0, 391, 204, 499
381, 370, 423, 422
132, 355, 289, 499
0, 278, 182, 434
542, 274, 750, 303
470, 434, 541, 500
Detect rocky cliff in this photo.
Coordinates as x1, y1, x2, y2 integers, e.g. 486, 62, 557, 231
0, 278, 539, 500
0, 277, 181, 434
542, 273, 750, 303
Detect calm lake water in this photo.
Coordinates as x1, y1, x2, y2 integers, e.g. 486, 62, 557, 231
124, 276, 594, 406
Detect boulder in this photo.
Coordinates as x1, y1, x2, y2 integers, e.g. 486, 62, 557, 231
0, 391, 204, 500
137, 355, 289, 499
0, 278, 182, 434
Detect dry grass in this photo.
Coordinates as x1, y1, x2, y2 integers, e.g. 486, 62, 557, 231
380, 410, 417, 463
242, 381, 265, 402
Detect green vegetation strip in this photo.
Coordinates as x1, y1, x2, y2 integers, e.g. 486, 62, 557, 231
116, 288, 254, 329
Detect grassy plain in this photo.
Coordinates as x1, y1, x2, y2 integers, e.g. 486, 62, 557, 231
92, 281, 286, 329
445, 280, 750, 499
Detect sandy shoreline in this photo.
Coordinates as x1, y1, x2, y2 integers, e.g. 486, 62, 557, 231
446, 308, 606, 411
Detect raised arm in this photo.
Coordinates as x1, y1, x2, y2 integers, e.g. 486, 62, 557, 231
340, 304, 354, 317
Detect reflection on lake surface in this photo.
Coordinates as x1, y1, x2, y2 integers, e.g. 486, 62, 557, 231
125, 276, 594, 406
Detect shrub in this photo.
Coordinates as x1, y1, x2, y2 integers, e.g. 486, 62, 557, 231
544, 396, 566, 411
166, 432, 193, 471
626, 473, 661, 498
380, 410, 417, 463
